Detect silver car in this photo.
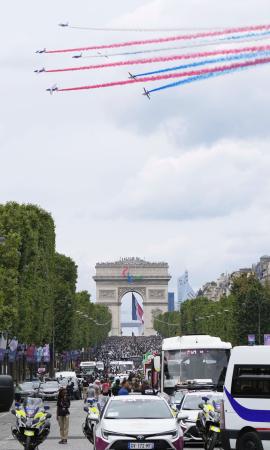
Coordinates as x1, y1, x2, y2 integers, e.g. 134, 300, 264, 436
94, 395, 185, 450
178, 390, 223, 442
38, 381, 60, 400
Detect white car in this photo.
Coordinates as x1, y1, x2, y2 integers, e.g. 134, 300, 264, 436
178, 390, 223, 442
94, 395, 185, 450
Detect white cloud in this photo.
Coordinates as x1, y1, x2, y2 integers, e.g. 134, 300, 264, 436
104, 139, 270, 220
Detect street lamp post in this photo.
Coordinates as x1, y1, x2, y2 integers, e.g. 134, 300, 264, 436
257, 301, 261, 345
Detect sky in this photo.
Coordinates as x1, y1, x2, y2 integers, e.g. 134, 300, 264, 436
1, 1, 270, 322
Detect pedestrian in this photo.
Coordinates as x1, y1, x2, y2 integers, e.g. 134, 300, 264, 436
82, 377, 89, 402
118, 380, 130, 396
101, 378, 110, 396
57, 387, 70, 444
67, 378, 74, 400
93, 379, 101, 399
111, 378, 121, 396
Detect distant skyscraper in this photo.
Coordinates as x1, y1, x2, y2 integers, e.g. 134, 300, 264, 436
177, 270, 195, 309
168, 292, 175, 312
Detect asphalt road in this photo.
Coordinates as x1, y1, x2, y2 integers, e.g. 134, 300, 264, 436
0, 400, 205, 450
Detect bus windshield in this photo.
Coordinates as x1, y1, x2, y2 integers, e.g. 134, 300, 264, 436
119, 363, 133, 372
163, 348, 230, 389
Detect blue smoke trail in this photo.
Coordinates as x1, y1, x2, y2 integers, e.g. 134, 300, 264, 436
83, 30, 270, 59
220, 30, 270, 41
147, 61, 270, 94
134, 49, 270, 78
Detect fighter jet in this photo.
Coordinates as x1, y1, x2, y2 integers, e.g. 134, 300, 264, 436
72, 52, 83, 59
46, 84, 58, 95
142, 88, 151, 100
35, 48, 46, 54
128, 72, 137, 80
97, 51, 109, 58
59, 22, 69, 27
34, 67, 46, 73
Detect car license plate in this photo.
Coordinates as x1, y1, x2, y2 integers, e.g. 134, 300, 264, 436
128, 444, 154, 449
24, 430, 35, 436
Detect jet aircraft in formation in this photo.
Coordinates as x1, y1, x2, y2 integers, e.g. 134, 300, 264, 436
46, 84, 58, 95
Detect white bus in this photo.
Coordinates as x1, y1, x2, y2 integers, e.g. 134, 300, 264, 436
221, 346, 270, 450
96, 361, 105, 372
110, 361, 134, 373
161, 335, 232, 395
80, 361, 96, 375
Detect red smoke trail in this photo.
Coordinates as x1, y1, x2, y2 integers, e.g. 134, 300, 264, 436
57, 56, 270, 92
46, 24, 270, 54
45, 44, 270, 73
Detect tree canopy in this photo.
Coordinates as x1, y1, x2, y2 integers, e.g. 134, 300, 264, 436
0, 202, 111, 352
154, 273, 270, 345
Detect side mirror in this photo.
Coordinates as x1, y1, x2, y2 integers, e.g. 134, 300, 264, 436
84, 406, 89, 413
11, 409, 16, 415
177, 412, 189, 422
46, 412, 52, 419
0, 376, 14, 413
44, 405, 50, 411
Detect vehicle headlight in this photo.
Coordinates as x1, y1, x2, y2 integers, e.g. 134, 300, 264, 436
101, 429, 110, 440
171, 429, 179, 439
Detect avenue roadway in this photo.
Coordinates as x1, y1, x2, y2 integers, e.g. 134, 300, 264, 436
0, 400, 204, 450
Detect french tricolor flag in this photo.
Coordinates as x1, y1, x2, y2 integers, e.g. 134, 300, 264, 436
132, 293, 144, 324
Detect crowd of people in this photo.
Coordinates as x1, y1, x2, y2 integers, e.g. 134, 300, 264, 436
82, 372, 156, 402
94, 335, 162, 368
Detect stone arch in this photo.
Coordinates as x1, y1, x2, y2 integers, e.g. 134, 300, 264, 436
93, 258, 171, 336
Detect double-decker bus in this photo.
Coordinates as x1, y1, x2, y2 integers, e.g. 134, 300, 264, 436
161, 335, 232, 395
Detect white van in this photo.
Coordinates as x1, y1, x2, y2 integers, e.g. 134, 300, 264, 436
221, 346, 270, 450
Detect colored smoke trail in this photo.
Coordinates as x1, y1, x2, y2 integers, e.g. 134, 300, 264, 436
133, 49, 270, 78
81, 31, 270, 59
44, 45, 270, 73
56, 57, 270, 92
68, 25, 225, 32
147, 65, 252, 94
45, 24, 270, 54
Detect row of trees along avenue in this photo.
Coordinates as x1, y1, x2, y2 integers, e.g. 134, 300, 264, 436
154, 273, 270, 346
0, 202, 111, 354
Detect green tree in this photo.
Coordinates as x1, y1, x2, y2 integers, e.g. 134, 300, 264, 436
231, 273, 270, 345
54, 253, 77, 353
0, 202, 55, 344
154, 311, 181, 338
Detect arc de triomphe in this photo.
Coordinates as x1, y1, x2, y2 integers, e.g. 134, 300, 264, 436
94, 257, 171, 336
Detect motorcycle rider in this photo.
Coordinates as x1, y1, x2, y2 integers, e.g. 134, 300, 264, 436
87, 383, 96, 399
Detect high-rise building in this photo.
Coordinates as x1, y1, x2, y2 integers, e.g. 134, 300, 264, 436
177, 270, 195, 309
168, 292, 175, 312
253, 255, 270, 285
